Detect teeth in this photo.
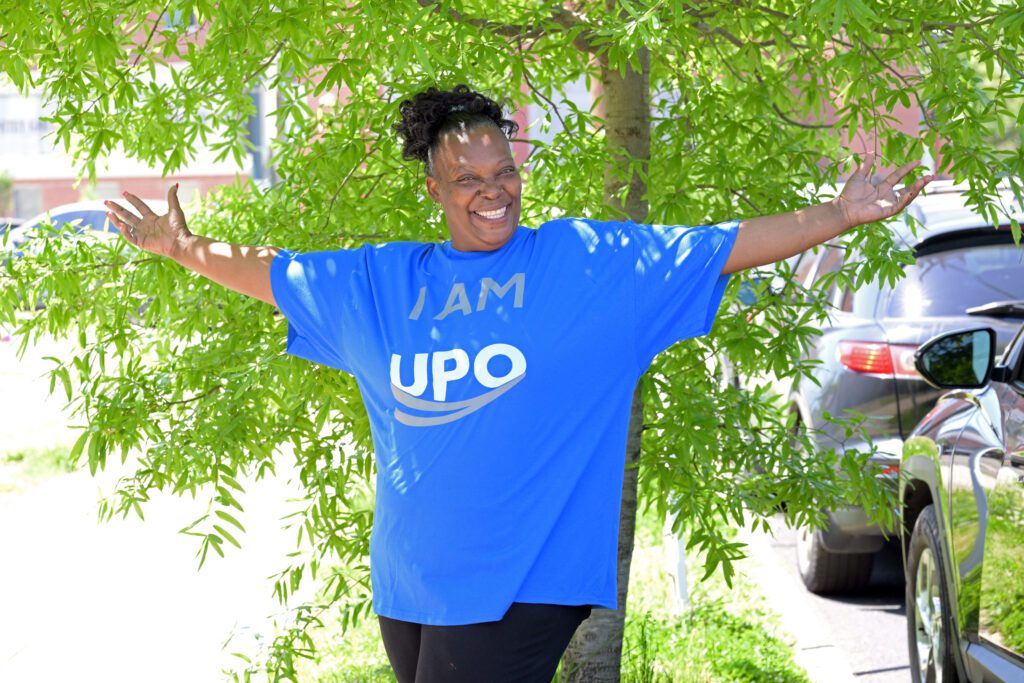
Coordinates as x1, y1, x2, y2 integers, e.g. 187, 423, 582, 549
475, 206, 507, 220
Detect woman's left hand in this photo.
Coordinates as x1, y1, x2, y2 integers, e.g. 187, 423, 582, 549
834, 153, 935, 229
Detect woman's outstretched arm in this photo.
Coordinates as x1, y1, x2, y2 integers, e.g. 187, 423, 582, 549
105, 185, 280, 306
721, 154, 935, 275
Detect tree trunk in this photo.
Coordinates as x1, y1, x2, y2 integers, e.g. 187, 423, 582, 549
561, 46, 650, 683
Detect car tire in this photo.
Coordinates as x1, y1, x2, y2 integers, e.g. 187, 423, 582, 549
796, 526, 874, 594
906, 505, 958, 683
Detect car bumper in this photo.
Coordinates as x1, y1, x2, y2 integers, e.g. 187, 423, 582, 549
820, 437, 902, 554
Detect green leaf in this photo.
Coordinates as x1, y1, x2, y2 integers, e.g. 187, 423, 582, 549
213, 524, 242, 549
215, 509, 247, 532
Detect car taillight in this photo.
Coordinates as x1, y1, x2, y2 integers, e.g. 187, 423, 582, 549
837, 341, 920, 378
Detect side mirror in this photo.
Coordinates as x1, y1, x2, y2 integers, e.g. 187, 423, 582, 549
914, 328, 995, 390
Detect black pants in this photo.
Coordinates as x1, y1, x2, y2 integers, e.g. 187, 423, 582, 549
378, 602, 592, 683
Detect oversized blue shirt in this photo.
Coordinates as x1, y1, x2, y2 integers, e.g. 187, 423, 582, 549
270, 217, 739, 625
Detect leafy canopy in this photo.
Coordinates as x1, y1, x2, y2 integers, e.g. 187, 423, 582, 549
1, 0, 1022, 679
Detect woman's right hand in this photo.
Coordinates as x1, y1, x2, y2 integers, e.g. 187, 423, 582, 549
105, 184, 192, 260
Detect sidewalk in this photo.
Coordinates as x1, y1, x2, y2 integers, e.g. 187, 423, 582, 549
0, 462, 309, 683
735, 521, 858, 683
0, 333, 312, 682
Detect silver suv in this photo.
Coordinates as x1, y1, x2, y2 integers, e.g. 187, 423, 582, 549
765, 183, 1024, 594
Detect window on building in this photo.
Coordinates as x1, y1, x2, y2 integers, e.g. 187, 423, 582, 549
79, 181, 121, 201
13, 186, 42, 218
163, 9, 199, 31
174, 181, 202, 205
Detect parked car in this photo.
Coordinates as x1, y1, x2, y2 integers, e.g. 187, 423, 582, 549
2, 199, 167, 259
758, 183, 1024, 594
2, 199, 167, 310
1, 216, 22, 236
901, 322, 1024, 682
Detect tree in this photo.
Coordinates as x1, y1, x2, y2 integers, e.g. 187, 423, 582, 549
0, 171, 12, 215
1, 1, 1022, 680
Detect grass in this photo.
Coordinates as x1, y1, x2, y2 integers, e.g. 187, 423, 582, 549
294, 505, 809, 683
0, 444, 75, 495
293, 605, 396, 683
613, 508, 809, 683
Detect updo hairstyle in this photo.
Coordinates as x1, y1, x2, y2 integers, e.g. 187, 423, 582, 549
394, 85, 519, 175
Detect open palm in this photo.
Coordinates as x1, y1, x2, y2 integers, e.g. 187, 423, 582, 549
104, 184, 191, 259
835, 153, 934, 229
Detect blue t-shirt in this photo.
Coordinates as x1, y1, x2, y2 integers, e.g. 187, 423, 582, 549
270, 217, 739, 625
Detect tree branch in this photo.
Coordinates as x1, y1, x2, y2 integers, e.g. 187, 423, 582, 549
968, 26, 1024, 81
516, 36, 575, 139
415, 0, 594, 53
703, 38, 832, 130
694, 22, 785, 49
158, 384, 222, 408
319, 141, 380, 234
130, 7, 168, 68
855, 38, 935, 131
730, 188, 763, 213
766, 98, 834, 129
244, 41, 285, 84
84, 5, 169, 115
690, 184, 763, 213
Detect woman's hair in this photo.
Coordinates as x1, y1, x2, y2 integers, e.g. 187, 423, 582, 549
394, 85, 519, 175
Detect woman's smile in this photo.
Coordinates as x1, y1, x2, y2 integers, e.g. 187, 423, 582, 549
474, 205, 508, 220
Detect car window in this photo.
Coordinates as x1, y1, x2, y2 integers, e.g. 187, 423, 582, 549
1005, 322, 1024, 383
812, 245, 845, 305
793, 252, 816, 287
886, 243, 1024, 318
835, 250, 882, 317
26, 210, 113, 234
839, 287, 854, 312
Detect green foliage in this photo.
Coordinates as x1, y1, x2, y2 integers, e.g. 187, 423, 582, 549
0, 445, 75, 494
0, 171, 12, 215
619, 508, 809, 683
2, 0, 1023, 679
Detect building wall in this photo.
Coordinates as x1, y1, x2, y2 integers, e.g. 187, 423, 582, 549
0, 53, 247, 219
9, 176, 239, 219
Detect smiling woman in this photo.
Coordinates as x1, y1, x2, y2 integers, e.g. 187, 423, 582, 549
393, 85, 522, 252
99, 82, 932, 683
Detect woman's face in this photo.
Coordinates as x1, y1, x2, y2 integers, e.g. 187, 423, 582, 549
425, 123, 522, 252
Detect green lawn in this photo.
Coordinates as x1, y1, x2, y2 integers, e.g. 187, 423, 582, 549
0, 444, 75, 495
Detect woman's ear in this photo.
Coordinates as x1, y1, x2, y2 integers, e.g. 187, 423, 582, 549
425, 175, 440, 203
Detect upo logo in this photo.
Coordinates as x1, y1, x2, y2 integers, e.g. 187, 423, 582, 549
390, 343, 526, 426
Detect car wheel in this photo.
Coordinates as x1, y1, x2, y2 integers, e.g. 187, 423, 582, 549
796, 526, 874, 594
906, 505, 958, 683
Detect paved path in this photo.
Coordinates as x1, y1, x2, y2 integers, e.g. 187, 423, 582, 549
0, 333, 76, 456
0, 334, 311, 683
739, 516, 910, 683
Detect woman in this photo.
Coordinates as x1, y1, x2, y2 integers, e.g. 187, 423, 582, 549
104, 84, 932, 682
